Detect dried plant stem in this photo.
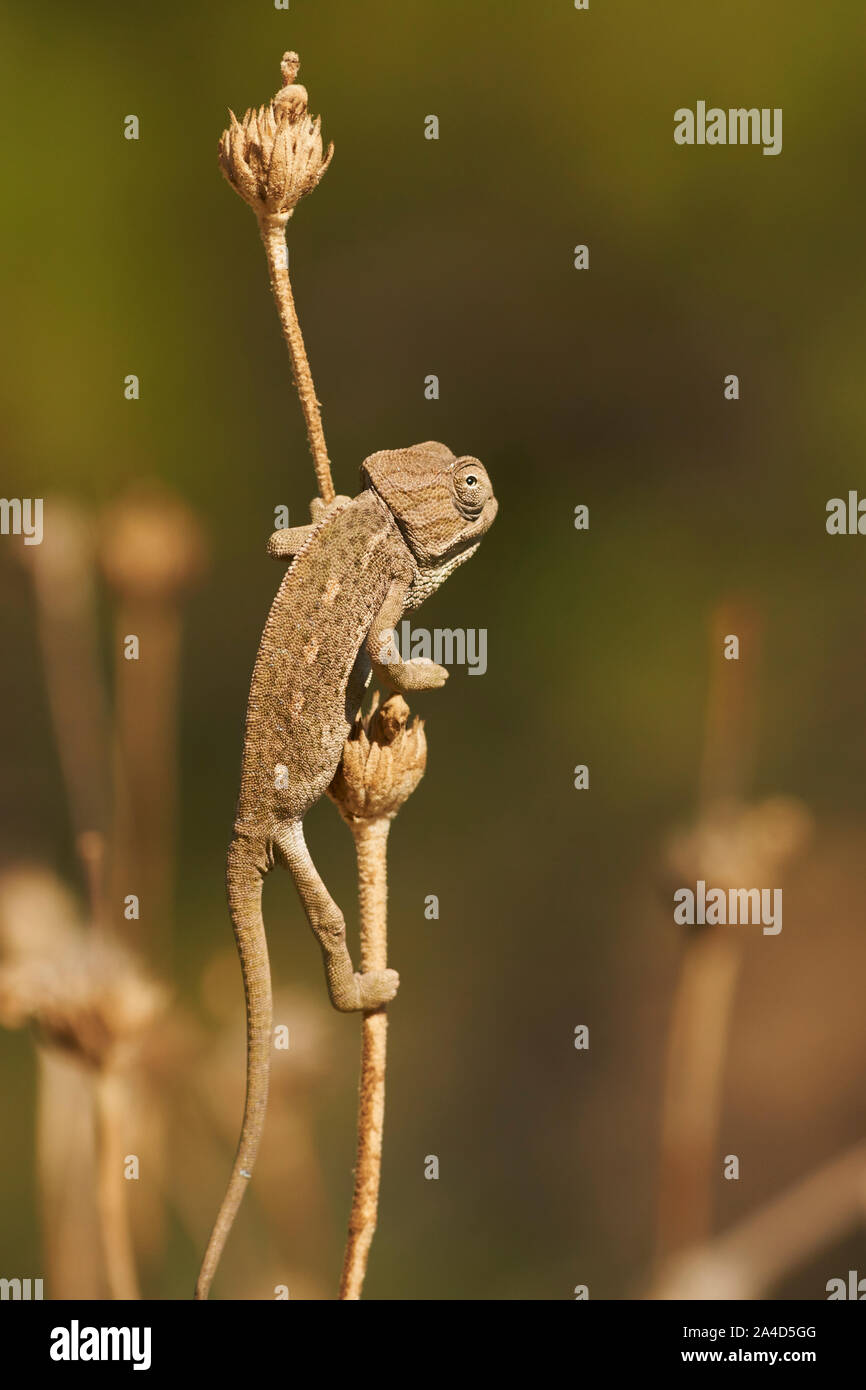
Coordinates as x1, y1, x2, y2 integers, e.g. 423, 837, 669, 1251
111, 603, 181, 963
95, 1070, 140, 1300
259, 213, 334, 504
77, 830, 109, 938
26, 504, 111, 842
339, 816, 391, 1300
654, 933, 741, 1266
654, 599, 761, 1271
37, 1049, 103, 1298
651, 1140, 866, 1299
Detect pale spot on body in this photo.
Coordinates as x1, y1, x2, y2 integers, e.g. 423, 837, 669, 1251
291, 692, 305, 715
322, 577, 341, 605
302, 637, 319, 664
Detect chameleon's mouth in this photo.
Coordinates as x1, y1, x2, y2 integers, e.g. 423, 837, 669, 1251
460, 494, 498, 540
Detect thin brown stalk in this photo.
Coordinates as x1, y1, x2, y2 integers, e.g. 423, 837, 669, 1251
111, 601, 181, 961
36, 1048, 103, 1298
23, 500, 111, 843
651, 1140, 866, 1299
100, 488, 206, 964
259, 214, 334, 504
339, 816, 391, 1300
77, 830, 109, 938
698, 601, 762, 807
655, 933, 741, 1262
95, 1069, 140, 1300
654, 599, 761, 1272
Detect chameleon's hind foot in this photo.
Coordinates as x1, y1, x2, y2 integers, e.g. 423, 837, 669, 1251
329, 966, 399, 1012
357, 967, 400, 1009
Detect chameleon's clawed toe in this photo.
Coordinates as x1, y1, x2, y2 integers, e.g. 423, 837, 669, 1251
387, 658, 449, 693
356, 967, 400, 1009
310, 493, 352, 522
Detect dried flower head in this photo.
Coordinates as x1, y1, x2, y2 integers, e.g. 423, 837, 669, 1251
0, 936, 167, 1071
99, 485, 207, 602
328, 694, 427, 823
0, 866, 83, 961
218, 51, 333, 223
665, 796, 813, 890
13, 499, 94, 610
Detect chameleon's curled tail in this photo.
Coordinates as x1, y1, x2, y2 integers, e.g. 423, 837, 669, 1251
195, 839, 272, 1300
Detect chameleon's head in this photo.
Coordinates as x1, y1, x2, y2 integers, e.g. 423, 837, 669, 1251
361, 441, 498, 566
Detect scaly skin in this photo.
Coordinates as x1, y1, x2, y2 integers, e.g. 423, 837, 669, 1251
195, 441, 497, 1299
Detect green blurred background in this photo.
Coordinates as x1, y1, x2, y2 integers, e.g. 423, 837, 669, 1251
1, 0, 866, 1299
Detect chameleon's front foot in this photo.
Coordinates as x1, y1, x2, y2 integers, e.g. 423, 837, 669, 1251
374, 656, 449, 694
401, 657, 448, 690
310, 493, 352, 522
330, 966, 400, 1012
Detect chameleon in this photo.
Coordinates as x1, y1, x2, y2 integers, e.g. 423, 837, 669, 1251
195, 440, 497, 1298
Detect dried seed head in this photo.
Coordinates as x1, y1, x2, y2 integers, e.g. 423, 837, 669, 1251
274, 50, 308, 119
665, 796, 813, 890
218, 51, 333, 223
14, 500, 95, 617
0, 935, 167, 1071
0, 866, 82, 961
280, 52, 300, 86
99, 485, 208, 602
328, 693, 427, 823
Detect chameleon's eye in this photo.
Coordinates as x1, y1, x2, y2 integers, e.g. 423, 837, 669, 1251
452, 460, 488, 519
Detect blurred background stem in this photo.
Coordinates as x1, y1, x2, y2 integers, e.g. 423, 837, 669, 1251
95, 1068, 140, 1301
37, 1049, 103, 1298
651, 1140, 866, 1299
654, 600, 761, 1269
111, 598, 181, 963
